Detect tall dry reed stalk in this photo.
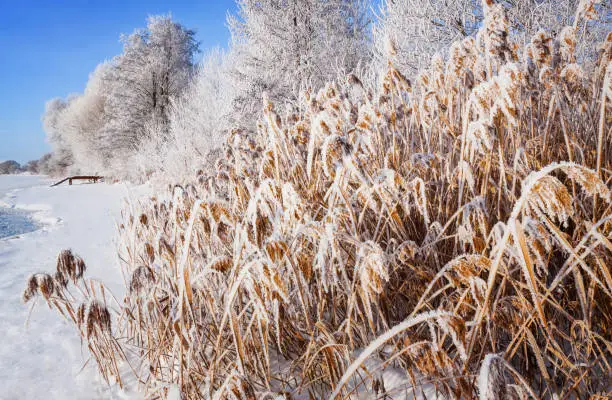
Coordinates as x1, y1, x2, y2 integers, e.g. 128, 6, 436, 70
25, 1, 612, 398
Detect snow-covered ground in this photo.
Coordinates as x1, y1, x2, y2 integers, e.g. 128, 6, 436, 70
0, 175, 143, 399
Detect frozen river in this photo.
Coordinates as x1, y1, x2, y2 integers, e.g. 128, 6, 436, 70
0, 206, 39, 238
0, 175, 48, 239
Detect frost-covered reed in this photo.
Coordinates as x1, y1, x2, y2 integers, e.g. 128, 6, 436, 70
24, 1, 612, 398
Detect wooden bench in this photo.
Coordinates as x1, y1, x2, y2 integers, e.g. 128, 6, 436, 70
50, 176, 104, 187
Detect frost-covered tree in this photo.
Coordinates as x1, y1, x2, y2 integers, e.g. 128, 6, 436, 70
103, 14, 199, 155
55, 63, 112, 171
42, 97, 75, 173
41, 15, 199, 176
374, 0, 610, 75
136, 48, 236, 182
228, 0, 371, 125
35, 153, 66, 176
374, 0, 480, 75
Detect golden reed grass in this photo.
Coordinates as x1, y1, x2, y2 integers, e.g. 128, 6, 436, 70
24, 1, 612, 398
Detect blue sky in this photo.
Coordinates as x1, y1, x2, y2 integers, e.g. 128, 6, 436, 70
0, 0, 236, 163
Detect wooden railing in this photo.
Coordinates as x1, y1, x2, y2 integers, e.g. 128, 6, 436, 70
50, 176, 103, 187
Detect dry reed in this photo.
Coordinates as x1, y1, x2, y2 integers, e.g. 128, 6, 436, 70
24, 1, 612, 398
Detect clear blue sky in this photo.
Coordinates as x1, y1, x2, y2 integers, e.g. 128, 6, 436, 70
0, 0, 236, 164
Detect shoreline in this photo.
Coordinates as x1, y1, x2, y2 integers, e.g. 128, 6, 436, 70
0, 175, 142, 399
0, 176, 56, 240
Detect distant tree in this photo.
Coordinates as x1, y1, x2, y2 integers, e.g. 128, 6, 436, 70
51, 63, 112, 172
228, 0, 371, 125
42, 98, 75, 172
36, 153, 54, 175
23, 159, 40, 174
35, 153, 69, 176
0, 160, 22, 174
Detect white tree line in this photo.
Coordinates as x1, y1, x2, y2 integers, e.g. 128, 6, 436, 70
41, 0, 609, 182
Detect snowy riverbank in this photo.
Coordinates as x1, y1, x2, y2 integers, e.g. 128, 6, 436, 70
0, 175, 144, 399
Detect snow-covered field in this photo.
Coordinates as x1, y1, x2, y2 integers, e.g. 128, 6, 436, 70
0, 175, 142, 399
